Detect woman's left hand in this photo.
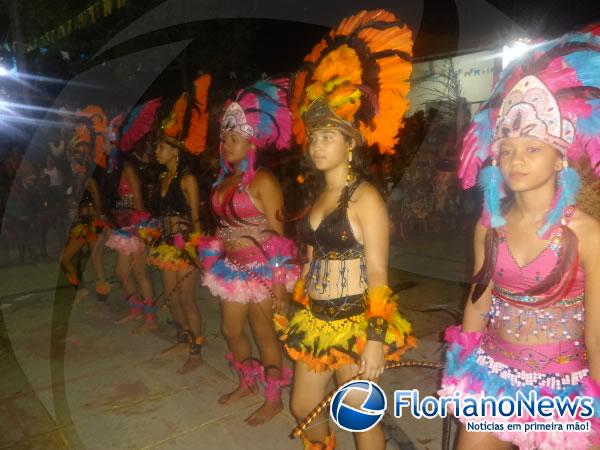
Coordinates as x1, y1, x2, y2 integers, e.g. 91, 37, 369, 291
359, 340, 385, 380
272, 283, 288, 315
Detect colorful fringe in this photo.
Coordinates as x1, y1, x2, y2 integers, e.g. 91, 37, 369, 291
107, 211, 160, 254
302, 432, 336, 450
148, 232, 201, 271
198, 234, 299, 302
67, 274, 80, 287
202, 256, 298, 303
439, 325, 600, 449
68, 218, 105, 244
106, 229, 144, 255
274, 308, 415, 373
142, 298, 157, 323
95, 281, 111, 295
226, 353, 262, 388
260, 366, 293, 402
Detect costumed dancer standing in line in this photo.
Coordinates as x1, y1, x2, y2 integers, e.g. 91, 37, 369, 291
197, 78, 299, 426
439, 24, 600, 449
149, 74, 210, 374
104, 98, 162, 331
274, 10, 416, 449
61, 105, 111, 303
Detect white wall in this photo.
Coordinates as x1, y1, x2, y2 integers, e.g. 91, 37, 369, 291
408, 49, 499, 115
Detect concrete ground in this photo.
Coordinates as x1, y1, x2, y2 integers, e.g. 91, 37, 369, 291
0, 231, 469, 450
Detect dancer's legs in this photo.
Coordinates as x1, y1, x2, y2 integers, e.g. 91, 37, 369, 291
176, 267, 203, 374
290, 361, 334, 443
218, 300, 254, 404
335, 364, 385, 450
159, 269, 189, 356
245, 298, 287, 425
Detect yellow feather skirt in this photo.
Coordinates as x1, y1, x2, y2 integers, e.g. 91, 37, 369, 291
274, 306, 416, 372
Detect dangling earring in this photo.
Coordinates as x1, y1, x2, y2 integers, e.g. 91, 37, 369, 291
346, 146, 353, 186
175, 150, 180, 169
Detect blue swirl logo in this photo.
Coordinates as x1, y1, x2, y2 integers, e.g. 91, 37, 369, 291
330, 380, 387, 432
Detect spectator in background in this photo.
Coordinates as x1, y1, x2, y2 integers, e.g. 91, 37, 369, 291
39, 155, 67, 259
42, 154, 64, 189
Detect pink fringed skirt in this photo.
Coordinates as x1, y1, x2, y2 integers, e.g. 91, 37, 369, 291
439, 326, 600, 449
202, 246, 298, 303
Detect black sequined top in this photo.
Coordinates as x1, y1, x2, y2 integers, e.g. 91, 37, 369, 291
297, 204, 364, 260
297, 182, 366, 296
154, 170, 193, 242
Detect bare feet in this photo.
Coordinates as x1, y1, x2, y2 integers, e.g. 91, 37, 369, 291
218, 385, 256, 405
74, 288, 89, 304
177, 355, 203, 374
245, 399, 283, 426
159, 342, 188, 356
130, 321, 157, 335
114, 312, 143, 324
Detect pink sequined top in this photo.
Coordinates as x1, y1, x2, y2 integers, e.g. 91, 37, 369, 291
492, 214, 585, 297
115, 175, 135, 213
211, 187, 262, 220
211, 187, 267, 248
484, 207, 585, 356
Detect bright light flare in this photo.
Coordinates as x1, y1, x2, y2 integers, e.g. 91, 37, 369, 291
502, 40, 530, 69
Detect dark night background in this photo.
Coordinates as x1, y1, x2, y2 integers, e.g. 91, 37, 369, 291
1, 0, 599, 101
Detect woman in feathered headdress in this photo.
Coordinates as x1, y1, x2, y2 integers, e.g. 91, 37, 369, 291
273, 10, 415, 449
102, 98, 161, 330
60, 105, 111, 303
439, 24, 600, 449
196, 78, 299, 426
149, 74, 210, 374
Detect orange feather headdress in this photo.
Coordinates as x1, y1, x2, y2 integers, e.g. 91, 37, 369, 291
71, 104, 108, 168
161, 74, 211, 155
291, 10, 414, 155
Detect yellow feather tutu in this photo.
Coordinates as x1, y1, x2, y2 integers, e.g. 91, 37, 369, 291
274, 306, 415, 372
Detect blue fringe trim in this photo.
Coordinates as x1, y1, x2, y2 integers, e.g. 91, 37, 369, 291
472, 111, 493, 161
207, 257, 272, 282
444, 343, 586, 401
478, 164, 506, 228
538, 167, 581, 237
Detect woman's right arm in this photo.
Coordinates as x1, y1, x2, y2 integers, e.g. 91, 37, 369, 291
462, 221, 493, 332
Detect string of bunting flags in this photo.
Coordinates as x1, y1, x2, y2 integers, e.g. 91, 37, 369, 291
28, 0, 128, 50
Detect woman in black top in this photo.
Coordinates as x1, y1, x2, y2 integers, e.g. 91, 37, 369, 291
148, 74, 210, 374
274, 11, 416, 449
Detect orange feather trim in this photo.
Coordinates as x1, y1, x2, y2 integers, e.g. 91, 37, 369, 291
184, 74, 211, 155
162, 74, 212, 155
291, 9, 413, 155
162, 93, 187, 141
364, 285, 397, 322
292, 278, 309, 307
72, 105, 108, 168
